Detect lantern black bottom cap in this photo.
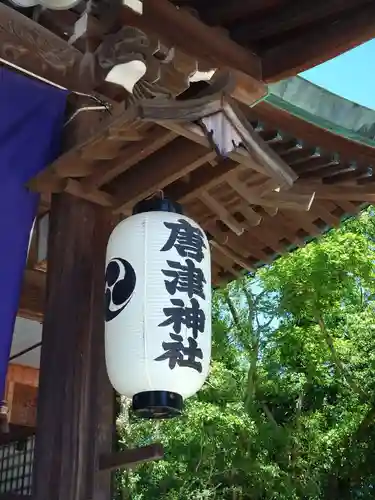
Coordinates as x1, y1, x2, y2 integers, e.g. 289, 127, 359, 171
132, 391, 183, 420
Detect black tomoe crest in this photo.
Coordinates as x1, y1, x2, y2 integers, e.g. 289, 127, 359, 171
105, 258, 136, 322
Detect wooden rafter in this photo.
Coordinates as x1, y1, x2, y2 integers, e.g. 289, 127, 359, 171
262, 2, 375, 82
200, 191, 245, 236
159, 120, 292, 186
238, 203, 263, 227
209, 240, 255, 273
253, 101, 375, 165
210, 246, 241, 279
233, 0, 369, 43
99, 444, 164, 472
227, 176, 315, 212
201, 0, 281, 26
220, 102, 297, 186
81, 127, 176, 191
165, 159, 240, 203
30, 74, 269, 197
121, 0, 262, 80
29, 105, 141, 192
113, 139, 216, 213
292, 182, 375, 202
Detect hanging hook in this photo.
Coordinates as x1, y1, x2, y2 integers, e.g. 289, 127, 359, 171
63, 105, 109, 127
145, 189, 165, 201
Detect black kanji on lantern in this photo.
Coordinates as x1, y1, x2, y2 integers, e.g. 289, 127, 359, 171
161, 218, 206, 263
159, 298, 205, 338
156, 215, 208, 373
155, 332, 203, 372
162, 259, 206, 299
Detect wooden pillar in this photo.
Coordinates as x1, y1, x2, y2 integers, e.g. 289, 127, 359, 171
33, 193, 114, 500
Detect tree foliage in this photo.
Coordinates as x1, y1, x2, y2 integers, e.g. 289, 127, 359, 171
116, 208, 375, 499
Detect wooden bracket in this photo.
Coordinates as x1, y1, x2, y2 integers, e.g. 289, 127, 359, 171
99, 443, 164, 471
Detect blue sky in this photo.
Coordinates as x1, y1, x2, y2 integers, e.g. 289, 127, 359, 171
301, 39, 375, 110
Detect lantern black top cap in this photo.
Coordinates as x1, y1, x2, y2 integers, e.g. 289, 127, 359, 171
133, 197, 184, 215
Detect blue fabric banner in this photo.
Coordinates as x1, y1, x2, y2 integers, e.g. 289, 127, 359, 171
0, 68, 67, 398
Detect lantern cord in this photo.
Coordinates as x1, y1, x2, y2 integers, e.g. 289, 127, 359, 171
9, 341, 42, 362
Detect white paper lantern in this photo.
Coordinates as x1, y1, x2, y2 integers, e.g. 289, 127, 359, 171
104, 202, 211, 418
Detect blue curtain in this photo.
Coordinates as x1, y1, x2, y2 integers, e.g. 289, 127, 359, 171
0, 68, 67, 397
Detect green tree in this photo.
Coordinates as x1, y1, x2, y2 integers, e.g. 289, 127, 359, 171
116, 208, 375, 499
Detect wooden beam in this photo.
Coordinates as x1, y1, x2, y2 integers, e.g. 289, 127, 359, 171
159, 120, 282, 181
200, 191, 245, 236
292, 181, 375, 202
165, 158, 240, 203
234, 0, 368, 43
210, 240, 255, 272
99, 444, 164, 472
227, 176, 315, 211
65, 179, 115, 208
205, 221, 258, 259
230, 70, 268, 107
0, 4, 83, 91
18, 270, 45, 322
312, 204, 341, 228
29, 105, 141, 193
113, 138, 216, 213
253, 101, 375, 166
210, 246, 242, 279
121, 0, 262, 80
33, 194, 114, 500
201, 0, 280, 26
224, 103, 297, 186
336, 200, 362, 214
81, 128, 176, 192
322, 167, 372, 184
238, 203, 263, 227
262, 3, 375, 82
0, 2, 267, 109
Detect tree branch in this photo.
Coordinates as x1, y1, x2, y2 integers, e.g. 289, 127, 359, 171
316, 313, 367, 400
223, 291, 243, 333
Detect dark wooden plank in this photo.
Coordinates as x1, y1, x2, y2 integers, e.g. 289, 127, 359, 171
0, 4, 82, 91
18, 270, 45, 322
223, 103, 297, 186
322, 167, 372, 184
121, 0, 262, 80
99, 444, 164, 472
0, 424, 35, 446
164, 158, 240, 203
113, 137, 216, 213
159, 121, 270, 177
293, 181, 375, 202
82, 128, 176, 192
201, 0, 281, 26
262, 2, 375, 82
29, 105, 139, 193
234, 0, 368, 43
33, 194, 114, 500
253, 101, 375, 165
